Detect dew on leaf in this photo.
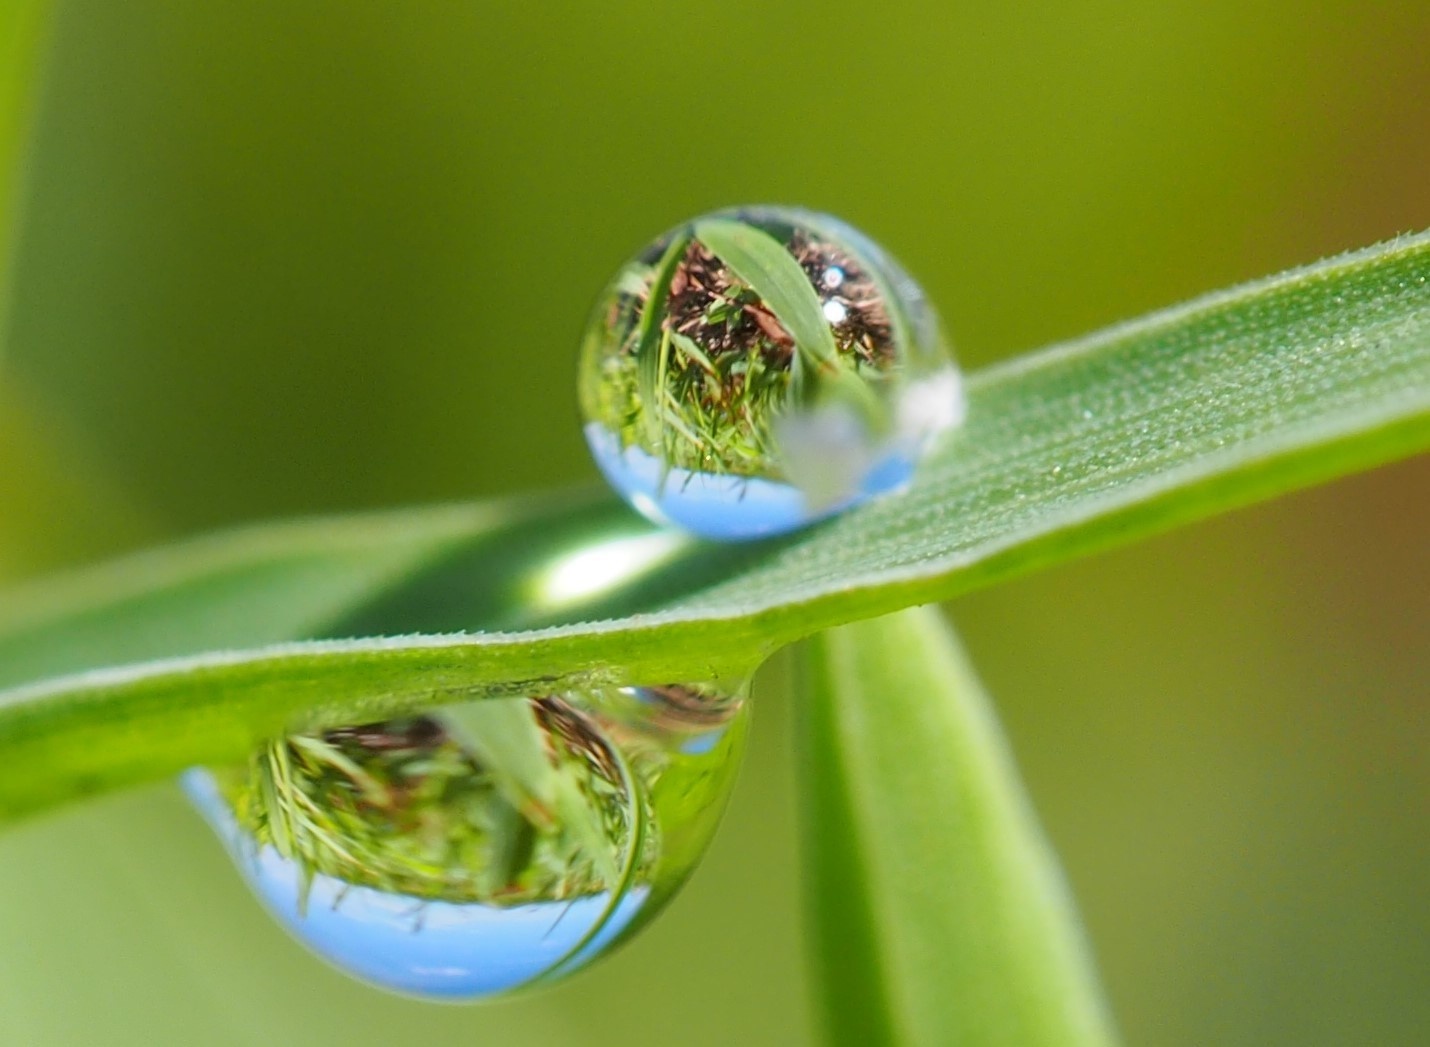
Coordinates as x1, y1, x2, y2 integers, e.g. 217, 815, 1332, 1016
185, 683, 748, 1000
577, 205, 965, 540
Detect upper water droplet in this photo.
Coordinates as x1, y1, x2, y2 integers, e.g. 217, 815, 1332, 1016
186, 683, 748, 1000
578, 206, 965, 540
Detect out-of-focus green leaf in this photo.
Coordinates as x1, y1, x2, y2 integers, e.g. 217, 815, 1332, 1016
0, 230, 1427, 824
0, 0, 52, 356
798, 606, 1117, 1046
0, 390, 151, 580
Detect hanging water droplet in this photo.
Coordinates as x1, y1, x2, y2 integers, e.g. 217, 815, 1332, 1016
578, 205, 965, 540
185, 683, 748, 1000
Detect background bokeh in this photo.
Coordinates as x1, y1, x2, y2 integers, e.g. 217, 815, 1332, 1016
1, 2, 1427, 1044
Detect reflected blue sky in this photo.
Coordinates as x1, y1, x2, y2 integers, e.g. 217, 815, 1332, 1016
182, 770, 647, 1000
584, 423, 915, 540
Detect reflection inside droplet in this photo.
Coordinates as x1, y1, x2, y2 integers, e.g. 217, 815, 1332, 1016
577, 205, 966, 541
186, 684, 748, 1000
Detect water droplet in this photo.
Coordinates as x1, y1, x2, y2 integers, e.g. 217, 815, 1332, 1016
578, 206, 965, 540
185, 683, 748, 1000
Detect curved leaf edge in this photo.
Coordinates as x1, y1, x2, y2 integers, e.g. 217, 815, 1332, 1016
0, 228, 1427, 824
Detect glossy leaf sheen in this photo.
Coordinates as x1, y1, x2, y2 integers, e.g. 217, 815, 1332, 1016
1, 231, 1429, 823
799, 607, 1117, 1046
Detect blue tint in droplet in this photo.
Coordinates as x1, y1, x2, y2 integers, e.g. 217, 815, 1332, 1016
577, 206, 965, 540
184, 769, 648, 998
186, 688, 747, 1001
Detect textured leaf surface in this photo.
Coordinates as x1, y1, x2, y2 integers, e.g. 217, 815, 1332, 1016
799, 607, 1117, 1046
1, 230, 1428, 823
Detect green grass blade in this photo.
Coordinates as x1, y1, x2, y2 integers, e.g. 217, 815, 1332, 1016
444, 698, 622, 884
0, 498, 551, 684
694, 217, 841, 373
798, 607, 1118, 1046
0, 230, 1428, 824
443, 699, 560, 815
634, 230, 692, 450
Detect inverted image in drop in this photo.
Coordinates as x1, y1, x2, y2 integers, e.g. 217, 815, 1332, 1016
578, 206, 966, 540
185, 684, 747, 1000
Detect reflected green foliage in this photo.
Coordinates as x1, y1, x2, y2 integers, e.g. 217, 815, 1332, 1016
1, 2, 1428, 1046
1, 230, 1425, 824
216, 703, 629, 907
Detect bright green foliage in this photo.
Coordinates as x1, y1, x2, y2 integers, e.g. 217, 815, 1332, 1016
1, 229, 1426, 825
800, 608, 1118, 1047
216, 701, 629, 908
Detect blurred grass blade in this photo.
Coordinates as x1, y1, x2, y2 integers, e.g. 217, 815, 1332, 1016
0, 389, 152, 580
0, 0, 52, 359
798, 607, 1117, 1047
0, 499, 539, 685
634, 230, 692, 450
0, 230, 1428, 824
445, 699, 560, 815
445, 698, 621, 884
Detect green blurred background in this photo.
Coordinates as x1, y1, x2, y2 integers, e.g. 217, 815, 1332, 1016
1, 2, 1427, 1044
